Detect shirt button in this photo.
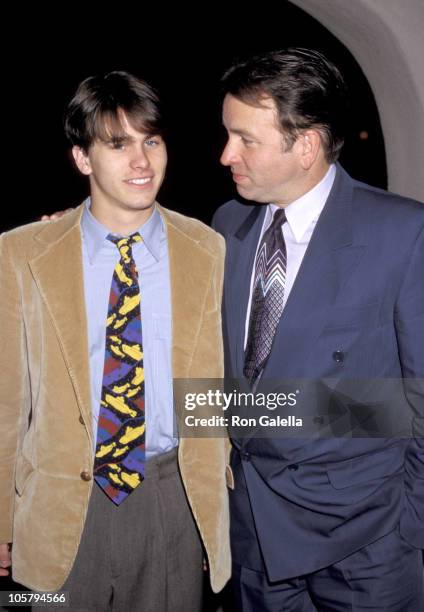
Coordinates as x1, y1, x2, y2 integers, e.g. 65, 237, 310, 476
288, 464, 299, 471
333, 350, 344, 363
80, 471, 92, 482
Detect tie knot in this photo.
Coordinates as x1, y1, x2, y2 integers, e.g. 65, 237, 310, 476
107, 233, 142, 259
272, 208, 286, 227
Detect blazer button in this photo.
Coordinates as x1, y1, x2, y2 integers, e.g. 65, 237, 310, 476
79, 415, 84, 425
332, 350, 344, 364
80, 470, 91, 481
288, 464, 299, 471
242, 451, 251, 462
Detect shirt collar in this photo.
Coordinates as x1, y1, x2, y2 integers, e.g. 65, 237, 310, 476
268, 163, 336, 242
81, 198, 164, 264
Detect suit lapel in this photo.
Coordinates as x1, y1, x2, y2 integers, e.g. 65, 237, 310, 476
262, 166, 364, 379
28, 207, 92, 432
226, 205, 266, 377
159, 208, 218, 422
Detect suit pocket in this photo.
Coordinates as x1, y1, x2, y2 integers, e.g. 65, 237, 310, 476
326, 446, 404, 489
15, 454, 35, 497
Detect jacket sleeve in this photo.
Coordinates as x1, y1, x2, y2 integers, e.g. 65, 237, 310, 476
0, 233, 31, 542
395, 226, 424, 549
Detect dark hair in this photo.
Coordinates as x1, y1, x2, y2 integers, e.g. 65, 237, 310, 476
221, 48, 347, 163
64, 71, 164, 151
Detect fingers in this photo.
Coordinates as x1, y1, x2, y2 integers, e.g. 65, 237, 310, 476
0, 543, 11, 576
40, 208, 74, 221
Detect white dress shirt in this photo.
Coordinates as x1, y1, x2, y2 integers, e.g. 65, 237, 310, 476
244, 164, 337, 347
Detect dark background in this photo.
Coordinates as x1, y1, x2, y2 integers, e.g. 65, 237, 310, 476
2, 2, 386, 234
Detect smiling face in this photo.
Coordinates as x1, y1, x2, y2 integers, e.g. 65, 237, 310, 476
221, 94, 322, 207
73, 111, 167, 232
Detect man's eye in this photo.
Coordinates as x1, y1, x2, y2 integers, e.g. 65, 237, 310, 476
241, 137, 254, 146
145, 138, 159, 147
110, 142, 125, 150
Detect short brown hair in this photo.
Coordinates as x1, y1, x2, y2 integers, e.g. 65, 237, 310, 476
64, 71, 164, 151
222, 48, 347, 163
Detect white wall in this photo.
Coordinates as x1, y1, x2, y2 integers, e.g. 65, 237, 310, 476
291, 0, 424, 201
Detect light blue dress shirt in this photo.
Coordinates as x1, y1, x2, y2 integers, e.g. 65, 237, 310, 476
80, 200, 177, 459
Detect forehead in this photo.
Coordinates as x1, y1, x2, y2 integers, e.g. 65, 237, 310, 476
222, 94, 279, 131
96, 110, 153, 140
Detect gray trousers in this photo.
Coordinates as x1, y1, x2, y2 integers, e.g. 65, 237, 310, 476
43, 448, 203, 612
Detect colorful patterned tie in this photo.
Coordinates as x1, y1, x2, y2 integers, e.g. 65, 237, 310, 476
93, 233, 145, 505
244, 208, 287, 385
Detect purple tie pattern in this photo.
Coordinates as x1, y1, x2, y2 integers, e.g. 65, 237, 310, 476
93, 233, 145, 505
244, 208, 287, 385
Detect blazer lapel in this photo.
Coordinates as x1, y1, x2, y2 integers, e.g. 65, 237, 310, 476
226, 205, 266, 377
262, 166, 364, 380
159, 208, 218, 412
28, 208, 92, 435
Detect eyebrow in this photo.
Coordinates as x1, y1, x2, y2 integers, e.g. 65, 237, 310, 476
104, 134, 132, 143
103, 132, 159, 144
225, 127, 257, 139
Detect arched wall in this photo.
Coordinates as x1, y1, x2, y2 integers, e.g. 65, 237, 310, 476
291, 0, 424, 202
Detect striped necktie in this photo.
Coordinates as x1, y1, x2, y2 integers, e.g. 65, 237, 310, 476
93, 233, 146, 505
244, 208, 287, 385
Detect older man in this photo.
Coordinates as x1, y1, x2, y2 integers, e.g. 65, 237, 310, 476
213, 48, 424, 611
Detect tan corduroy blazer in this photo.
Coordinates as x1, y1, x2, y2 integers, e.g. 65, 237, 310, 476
0, 204, 231, 593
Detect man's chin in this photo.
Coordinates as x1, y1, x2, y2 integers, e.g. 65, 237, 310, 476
236, 184, 253, 200
236, 185, 264, 203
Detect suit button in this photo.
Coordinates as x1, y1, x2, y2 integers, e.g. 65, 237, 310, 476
288, 464, 299, 471
313, 416, 324, 425
333, 350, 344, 363
80, 471, 91, 481
242, 452, 251, 462
79, 415, 84, 425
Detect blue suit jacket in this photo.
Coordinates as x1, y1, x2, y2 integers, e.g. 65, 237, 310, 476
212, 165, 424, 581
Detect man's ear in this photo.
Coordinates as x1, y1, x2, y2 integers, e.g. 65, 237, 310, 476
299, 129, 322, 170
72, 146, 92, 176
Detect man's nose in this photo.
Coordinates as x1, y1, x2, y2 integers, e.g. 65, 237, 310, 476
130, 147, 150, 169
220, 141, 238, 166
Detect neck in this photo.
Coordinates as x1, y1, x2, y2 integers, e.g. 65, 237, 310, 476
90, 201, 155, 235
276, 161, 331, 208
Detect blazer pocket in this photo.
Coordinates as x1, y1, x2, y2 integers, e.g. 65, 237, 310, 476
15, 454, 35, 497
326, 446, 404, 490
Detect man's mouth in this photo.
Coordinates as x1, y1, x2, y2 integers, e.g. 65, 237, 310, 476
126, 177, 153, 185
232, 173, 248, 183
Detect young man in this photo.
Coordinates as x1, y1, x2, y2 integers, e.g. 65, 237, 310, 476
0, 71, 230, 611
213, 48, 424, 611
